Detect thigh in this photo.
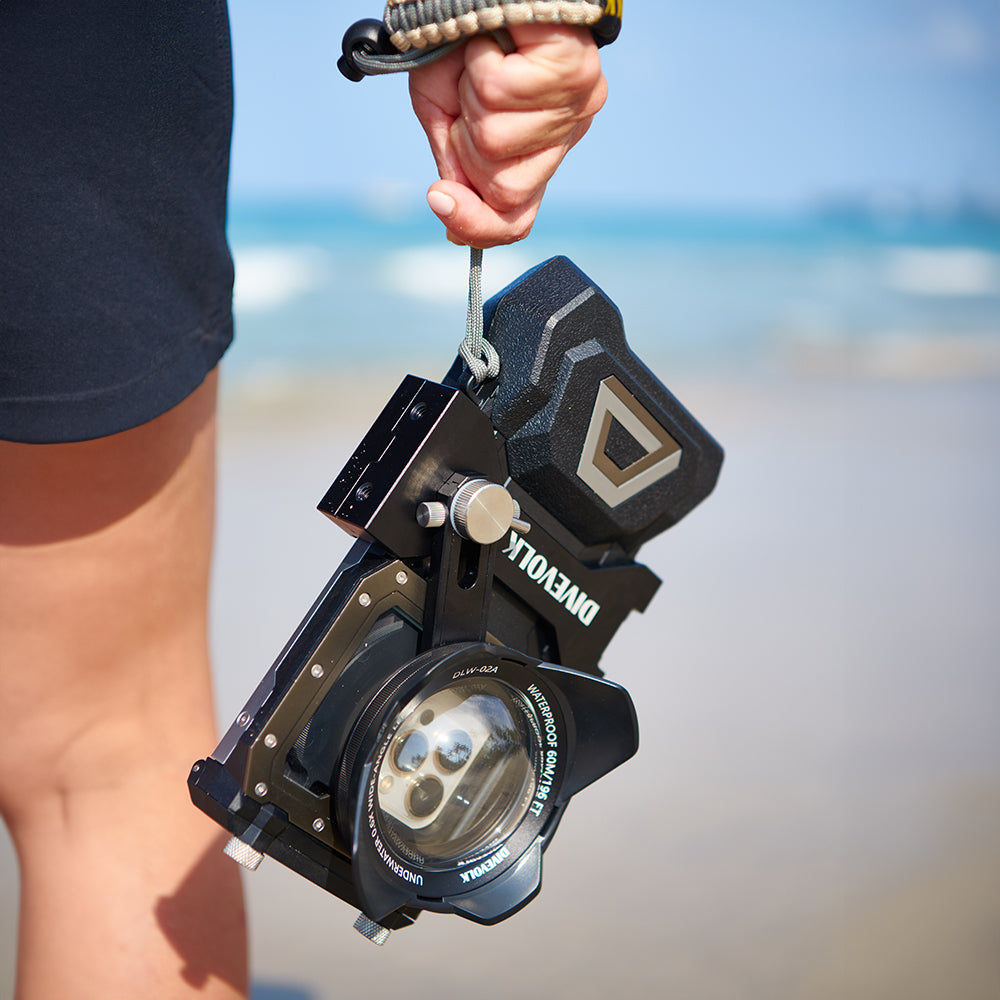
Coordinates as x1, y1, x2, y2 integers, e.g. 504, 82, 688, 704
0, 371, 220, 816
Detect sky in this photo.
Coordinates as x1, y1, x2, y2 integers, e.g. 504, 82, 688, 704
226, 1, 1000, 211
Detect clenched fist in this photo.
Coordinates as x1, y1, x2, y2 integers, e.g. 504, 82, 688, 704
409, 24, 608, 247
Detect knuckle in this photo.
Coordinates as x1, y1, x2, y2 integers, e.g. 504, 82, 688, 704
470, 119, 513, 161
508, 218, 534, 244
485, 180, 534, 216
581, 46, 605, 87
474, 220, 533, 249
475, 68, 513, 110
565, 53, 607, 112
588, 70, 609, 115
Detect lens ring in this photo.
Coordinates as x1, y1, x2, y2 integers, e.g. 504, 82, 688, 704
340, 644, 571, 901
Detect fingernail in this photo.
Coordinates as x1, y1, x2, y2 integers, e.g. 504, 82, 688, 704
427, 190, 456, 218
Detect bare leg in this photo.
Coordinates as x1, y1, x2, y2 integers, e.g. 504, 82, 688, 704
0, 371, 247, 999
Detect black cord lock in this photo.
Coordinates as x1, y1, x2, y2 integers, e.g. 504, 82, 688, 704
337, 19, 395, 82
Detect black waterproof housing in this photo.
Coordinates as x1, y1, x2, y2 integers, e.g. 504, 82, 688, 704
189, 257, 723, 941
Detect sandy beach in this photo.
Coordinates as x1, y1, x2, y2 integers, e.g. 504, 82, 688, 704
2, 367, 998, 999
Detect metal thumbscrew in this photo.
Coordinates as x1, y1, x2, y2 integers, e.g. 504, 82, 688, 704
451, 479, 530, 545
415, 501, 447, 528
415, 481, 530, 543
354, 913, 392, 946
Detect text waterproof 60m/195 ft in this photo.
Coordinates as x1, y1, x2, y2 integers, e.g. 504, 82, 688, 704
188, 256, 723, 943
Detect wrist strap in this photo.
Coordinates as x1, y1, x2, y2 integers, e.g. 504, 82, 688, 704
340, 1, 621, 80
385, 1, 621, 53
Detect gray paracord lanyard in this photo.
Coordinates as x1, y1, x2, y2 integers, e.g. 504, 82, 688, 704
461, 247, 500, 383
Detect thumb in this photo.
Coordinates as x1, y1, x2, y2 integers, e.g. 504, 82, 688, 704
426, 180, 541, 248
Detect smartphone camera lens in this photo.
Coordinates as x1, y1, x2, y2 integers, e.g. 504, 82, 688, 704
405, 775, 444, 819
392, 731, 428, 773
435, 730, 473, 772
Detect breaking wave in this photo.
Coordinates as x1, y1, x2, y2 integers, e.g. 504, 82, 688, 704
232, 245, 333, 312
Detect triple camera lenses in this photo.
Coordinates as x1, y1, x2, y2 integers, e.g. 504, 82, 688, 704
389, 725, 473, 819
373, 679, 538, 866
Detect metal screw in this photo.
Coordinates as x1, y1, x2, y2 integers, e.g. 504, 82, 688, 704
237, 712, 250, 727
359, 592, 371, 607
264, 734, 277, 749
510, 499, 530, 534
254, 782, 268, 797
312, 818, 326, 833
311, 663, 324, 678
395, 570, 408, 585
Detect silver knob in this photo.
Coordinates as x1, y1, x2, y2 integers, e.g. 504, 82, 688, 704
450, 478, 515, 545
223, 836, 263, 871
415, 501, 448, 528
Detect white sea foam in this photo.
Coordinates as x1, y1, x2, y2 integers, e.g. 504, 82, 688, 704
232, 245, 332, 312
883, 246, 1000, 296
381, 245, 534, 304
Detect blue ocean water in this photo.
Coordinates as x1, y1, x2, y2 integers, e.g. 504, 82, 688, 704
226, 200, 1000, 383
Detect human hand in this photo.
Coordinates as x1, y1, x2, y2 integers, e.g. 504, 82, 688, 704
409, 24, 607, 248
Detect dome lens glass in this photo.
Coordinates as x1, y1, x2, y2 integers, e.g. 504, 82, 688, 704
374, 678, 539, 867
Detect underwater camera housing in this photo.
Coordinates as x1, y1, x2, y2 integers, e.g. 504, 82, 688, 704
189, 256, 723, 941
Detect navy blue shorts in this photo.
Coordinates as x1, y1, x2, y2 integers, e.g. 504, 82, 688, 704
0, 2, 235, 443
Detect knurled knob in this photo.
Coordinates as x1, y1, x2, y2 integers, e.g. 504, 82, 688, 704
223, 836, 264, 871
449, 478, 515, 545
415, 501, 448, 528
